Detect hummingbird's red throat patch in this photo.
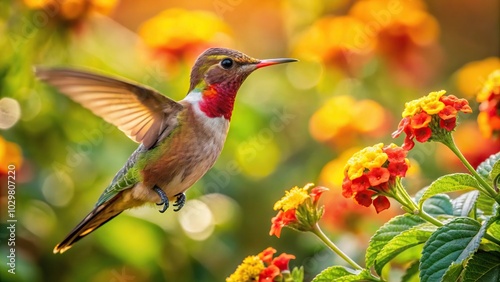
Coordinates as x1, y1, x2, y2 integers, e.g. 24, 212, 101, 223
199, 84, 236, 120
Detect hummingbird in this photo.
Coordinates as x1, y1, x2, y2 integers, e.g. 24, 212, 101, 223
35, 47, 297, 254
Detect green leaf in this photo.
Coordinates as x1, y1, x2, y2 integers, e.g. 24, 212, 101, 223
311, 266, 354, 282
490, 159, 500, 181
463, 250, 500, 282
421, 194, 453, 216
476, 191, 496, 217
483, 219, 500, 252
401, 261, 419, 282
420, 217, 485, 282
477, 152, 500, 180
374, 224, 436, 275
366, 214, 425, 268
418, 173, 480, 209
442, 262, 464, 282
311, 266, 376, 282
453, 191, 479, 217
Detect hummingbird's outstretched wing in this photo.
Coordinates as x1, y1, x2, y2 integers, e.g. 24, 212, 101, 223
35, 67, 184, 149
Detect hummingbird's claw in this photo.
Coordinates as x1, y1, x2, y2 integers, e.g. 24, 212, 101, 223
173, 193, 186, 212
153, 186, 169, 213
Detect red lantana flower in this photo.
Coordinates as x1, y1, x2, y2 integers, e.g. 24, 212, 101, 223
342, 143, 409, 213
270, 210, 297, 238
393, 90, 472, 150
226, 247, 297, 282
270, 184, 328, 238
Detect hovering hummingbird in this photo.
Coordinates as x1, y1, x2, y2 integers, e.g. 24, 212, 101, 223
35, 47, 297, 254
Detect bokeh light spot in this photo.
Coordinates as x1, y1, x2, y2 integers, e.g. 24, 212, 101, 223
0, 97, 21, 129
236, 139, 281, 178
22, 200, 57, 237
42, 172, 75, 207
286, 59, 324, 90
178, 199, 214, 241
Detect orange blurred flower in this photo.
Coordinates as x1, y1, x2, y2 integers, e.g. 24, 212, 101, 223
309, 96, 390, 149
393, 90, 472, 150
0, 136, 23, 176
349, 0, 440, 86
476, 70, 500, 139
292, 16, 374, 74
456, 57, 500, 98
138, 9, 233, 67
23, 0, 118, 22
293, 0, 440, 85
226, 247, 296, 282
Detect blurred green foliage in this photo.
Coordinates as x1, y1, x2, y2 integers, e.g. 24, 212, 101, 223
0, 0, 498, 281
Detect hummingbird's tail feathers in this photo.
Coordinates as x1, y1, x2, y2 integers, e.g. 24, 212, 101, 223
53, 194, 123, 254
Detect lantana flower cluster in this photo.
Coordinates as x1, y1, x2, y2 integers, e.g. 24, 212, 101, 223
342, 143, 409, 213
392, 90, 472, 150
477, 70, 500, 139
270, 184, 328, 238
226, 247, 296, 282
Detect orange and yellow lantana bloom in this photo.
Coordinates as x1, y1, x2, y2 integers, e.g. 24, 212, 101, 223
342, 143, 409, 213
392, 90, 472, 150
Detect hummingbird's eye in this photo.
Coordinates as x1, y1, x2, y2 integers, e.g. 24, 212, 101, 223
220, 58, 234, 69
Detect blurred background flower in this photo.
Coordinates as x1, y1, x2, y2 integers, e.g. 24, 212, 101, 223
476, 70, 500, 139
138, 9, 233, 72
23, 0, 119, 23
309, 95, 391, 149
455, 57, 500, 98
0, 0, 498, 281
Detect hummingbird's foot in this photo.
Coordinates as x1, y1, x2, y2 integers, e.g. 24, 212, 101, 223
153, 186, 169, 213
173, 193, 186, 212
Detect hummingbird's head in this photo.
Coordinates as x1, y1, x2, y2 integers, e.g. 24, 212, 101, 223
188, 47, 297, 120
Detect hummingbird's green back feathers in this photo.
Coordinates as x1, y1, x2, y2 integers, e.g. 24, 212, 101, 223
34, 67, 183, 149
96, 145, 146, 206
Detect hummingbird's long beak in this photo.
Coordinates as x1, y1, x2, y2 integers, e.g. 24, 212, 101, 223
256, 58, 298, 69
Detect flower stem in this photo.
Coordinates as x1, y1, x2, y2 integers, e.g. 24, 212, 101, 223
311, 223, 364, 271
442, 135, 498, 201
417, 210, 444, 227
393, 179, 445, 227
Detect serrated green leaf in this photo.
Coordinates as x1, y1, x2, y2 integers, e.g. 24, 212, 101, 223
476, 192, 496, 217
311, 266, 355, 282
420, 217, 485, 282
422, 194, 453, 216
477, 152, 500, 180
401, 261, 419, 282
418, 173, 480, 209
311, 266, 377, 282
463, 250, 500, 282
490, 159, 500, 182
442, 262, 464, 282
374, 224, 436, 275
453, 191, 479, 217
366, 214, 425, 268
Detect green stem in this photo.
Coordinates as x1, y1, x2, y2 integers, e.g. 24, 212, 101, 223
442, 135, 497, 201
311, 223, 364, 271
417, 210, 444, 227
484, 233, 500, 246
397, 181, 419, 212
393, 179, 445, 227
